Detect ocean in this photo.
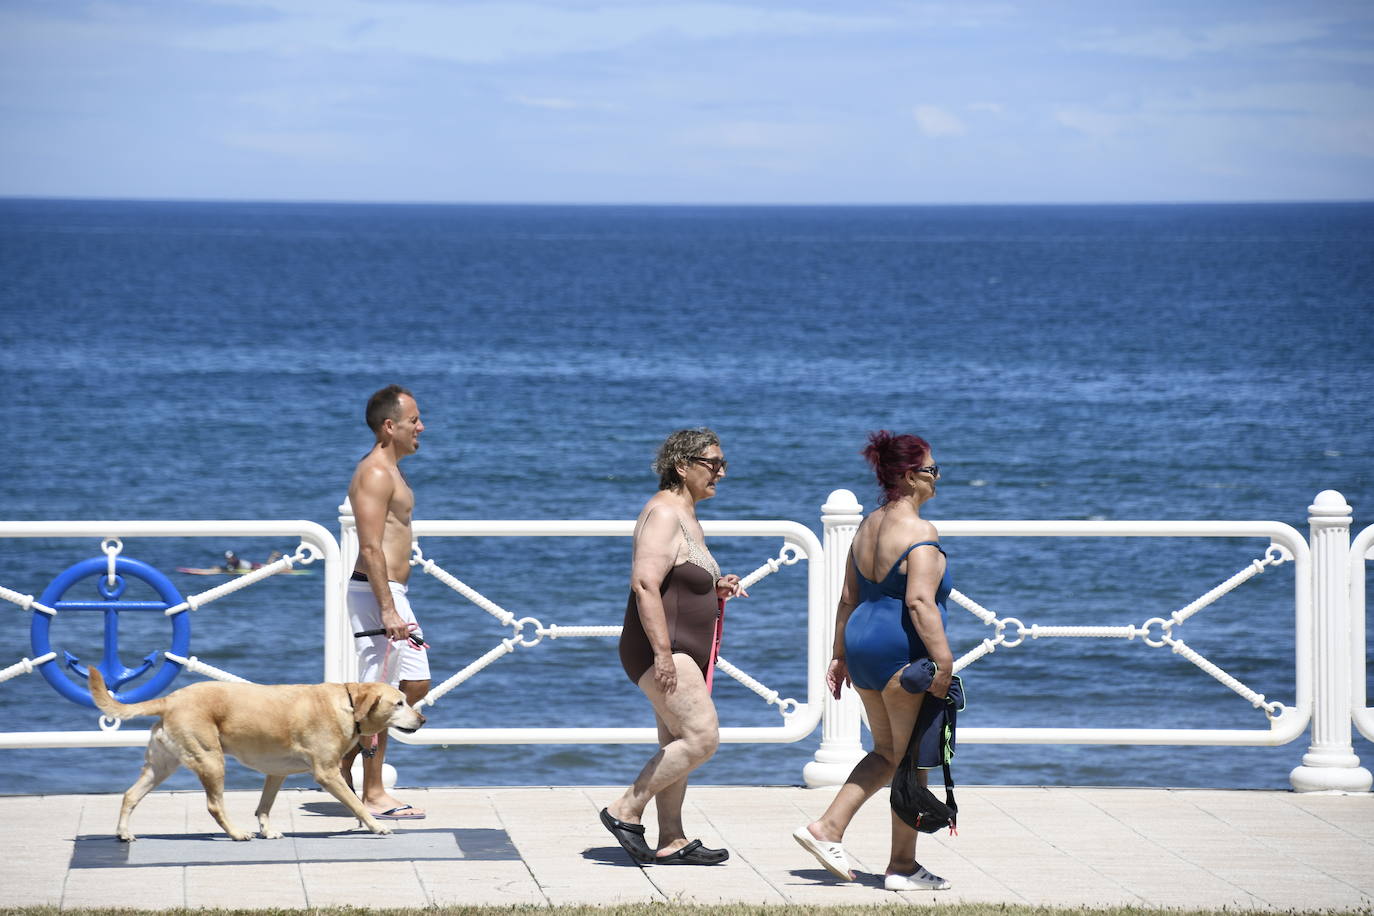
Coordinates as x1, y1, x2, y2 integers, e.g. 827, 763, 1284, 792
1, 198, 1371, 796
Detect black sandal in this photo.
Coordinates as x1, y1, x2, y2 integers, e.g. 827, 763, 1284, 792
599, 808, 653, 863
655, 839, 729, 865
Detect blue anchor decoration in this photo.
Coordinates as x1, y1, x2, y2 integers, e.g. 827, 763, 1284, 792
32, 554, 191, 708
60, 573, 161, 686
62, 647, 164, 687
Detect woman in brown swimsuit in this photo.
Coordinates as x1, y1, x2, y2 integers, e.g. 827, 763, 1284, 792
599, 428, 747, 865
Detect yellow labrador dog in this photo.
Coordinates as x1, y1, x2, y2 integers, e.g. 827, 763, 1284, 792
88, 669, 425, 842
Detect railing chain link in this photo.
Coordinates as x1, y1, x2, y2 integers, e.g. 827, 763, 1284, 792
164, 653, 254, 684
411, 543, 517, 626
0, 652, 58, 684
102, 537, 121, 587
0, 584, 56, 617
165, 542, 321, 616
1, 538, 317, 692
949, 545, 1290, 718
412, 540, 804, 716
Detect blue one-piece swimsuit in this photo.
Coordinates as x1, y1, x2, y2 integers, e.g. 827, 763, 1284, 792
844, 541, 952, 691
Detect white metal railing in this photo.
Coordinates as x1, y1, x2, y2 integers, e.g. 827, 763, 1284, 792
1290, 492, 1371, 791
1349, 523, 1374, 744
942, 519, 1308, 745
0, 520, 342, 749
0, 492, 1370, 793
338, 508, 826, 745
806, 493, 1308, 782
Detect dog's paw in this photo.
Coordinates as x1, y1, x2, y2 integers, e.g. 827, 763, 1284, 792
356, 817, 393, 836
117, 832, 136, 843
257, 830, 285, 840
228, 831, 254, 842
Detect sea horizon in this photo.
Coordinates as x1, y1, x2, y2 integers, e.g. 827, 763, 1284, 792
6, 195, 1374, 208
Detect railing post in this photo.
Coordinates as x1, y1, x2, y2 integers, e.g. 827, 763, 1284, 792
336, 498, 360, 683
803, 489, 867, 787
1351, 525, 1374, 743
1290, 490, 1372, 792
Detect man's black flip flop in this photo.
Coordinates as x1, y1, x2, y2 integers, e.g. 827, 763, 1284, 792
599, 807, 653, 863
654, 839, 729, 865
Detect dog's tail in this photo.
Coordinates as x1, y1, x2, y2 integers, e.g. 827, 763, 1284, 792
87, 669, 168, 719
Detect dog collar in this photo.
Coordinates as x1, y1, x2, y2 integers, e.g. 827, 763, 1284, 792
344, 686, 378, 757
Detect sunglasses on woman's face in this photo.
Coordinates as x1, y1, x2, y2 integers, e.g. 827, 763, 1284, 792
915, 465, 940, 479
688, 456, 728, 474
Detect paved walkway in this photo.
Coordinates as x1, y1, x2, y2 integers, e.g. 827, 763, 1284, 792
2, 785, 1371, 911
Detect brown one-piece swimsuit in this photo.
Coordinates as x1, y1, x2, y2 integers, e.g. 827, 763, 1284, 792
619, 520, 721, 684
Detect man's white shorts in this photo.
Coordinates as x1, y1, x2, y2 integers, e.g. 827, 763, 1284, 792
347, 579, 431, 685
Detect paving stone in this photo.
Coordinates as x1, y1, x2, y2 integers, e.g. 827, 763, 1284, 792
2, 784, 1371, 909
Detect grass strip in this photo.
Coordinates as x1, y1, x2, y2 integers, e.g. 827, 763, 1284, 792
3, 907, 1371, 916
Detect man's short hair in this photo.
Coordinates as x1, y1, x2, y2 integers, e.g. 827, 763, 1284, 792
365, 384, 414, 434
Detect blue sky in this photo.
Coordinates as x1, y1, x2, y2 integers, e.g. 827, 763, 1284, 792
1, 0, 1371, 204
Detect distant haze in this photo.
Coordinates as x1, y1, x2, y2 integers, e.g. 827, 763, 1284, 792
1, 0, 1371, 204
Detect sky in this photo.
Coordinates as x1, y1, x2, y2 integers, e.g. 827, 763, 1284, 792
0, 0, 1371, 204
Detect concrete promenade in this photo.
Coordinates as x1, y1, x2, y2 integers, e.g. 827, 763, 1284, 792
1, 785, 1371, 911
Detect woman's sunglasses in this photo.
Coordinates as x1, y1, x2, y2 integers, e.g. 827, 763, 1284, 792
688, 456, 728, 474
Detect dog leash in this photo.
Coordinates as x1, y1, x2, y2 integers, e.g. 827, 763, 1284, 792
353, 622, 428, 690
349, 624, 428, 756
352, 625, 428, 649
382, 623, 426, 686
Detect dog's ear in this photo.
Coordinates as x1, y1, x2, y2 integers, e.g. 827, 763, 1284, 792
353, 686, 383, 725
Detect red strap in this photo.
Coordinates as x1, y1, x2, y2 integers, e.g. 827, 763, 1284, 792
404, 622, 429, 650
704, 598, 725, 693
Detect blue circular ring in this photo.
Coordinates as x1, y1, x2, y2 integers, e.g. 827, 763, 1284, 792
31, 556, 191, 707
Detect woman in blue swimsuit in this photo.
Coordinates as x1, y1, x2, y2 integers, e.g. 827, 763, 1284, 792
794, 430, 955, 892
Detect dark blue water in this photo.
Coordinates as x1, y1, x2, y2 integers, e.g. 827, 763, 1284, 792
1, 199, 1371, 795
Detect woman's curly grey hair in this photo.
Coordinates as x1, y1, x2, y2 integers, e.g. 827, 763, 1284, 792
654, 427, 720, 491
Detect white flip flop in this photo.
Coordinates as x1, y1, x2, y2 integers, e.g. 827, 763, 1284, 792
792, 825, 854, 881
884, 865, 951, 891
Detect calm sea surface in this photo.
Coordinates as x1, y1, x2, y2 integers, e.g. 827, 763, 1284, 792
1, 199, 1371, 795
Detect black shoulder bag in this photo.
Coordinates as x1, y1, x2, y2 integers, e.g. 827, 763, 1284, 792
890, 754, 957, 835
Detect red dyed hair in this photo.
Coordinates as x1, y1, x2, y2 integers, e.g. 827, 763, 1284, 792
862, 430, 932, 504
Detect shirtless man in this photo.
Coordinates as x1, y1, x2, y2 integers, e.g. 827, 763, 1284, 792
340, 384, 431, 820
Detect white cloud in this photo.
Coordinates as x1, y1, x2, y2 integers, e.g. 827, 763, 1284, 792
1051, 80, 1374, 163
222, 130, 376, 162
235, 86, 383, 118
116, 1, 900, 63
5, 0, 1373, 202
1291, 47, 1374, 66
1053, 107, 1134, 138
1068, 19, 1338, 60
1053, 81, 1374, 131
912, 104, 966, 137
1166, 82, 1374, 117
512, 95, 584, 110
677, 120, 827, 151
